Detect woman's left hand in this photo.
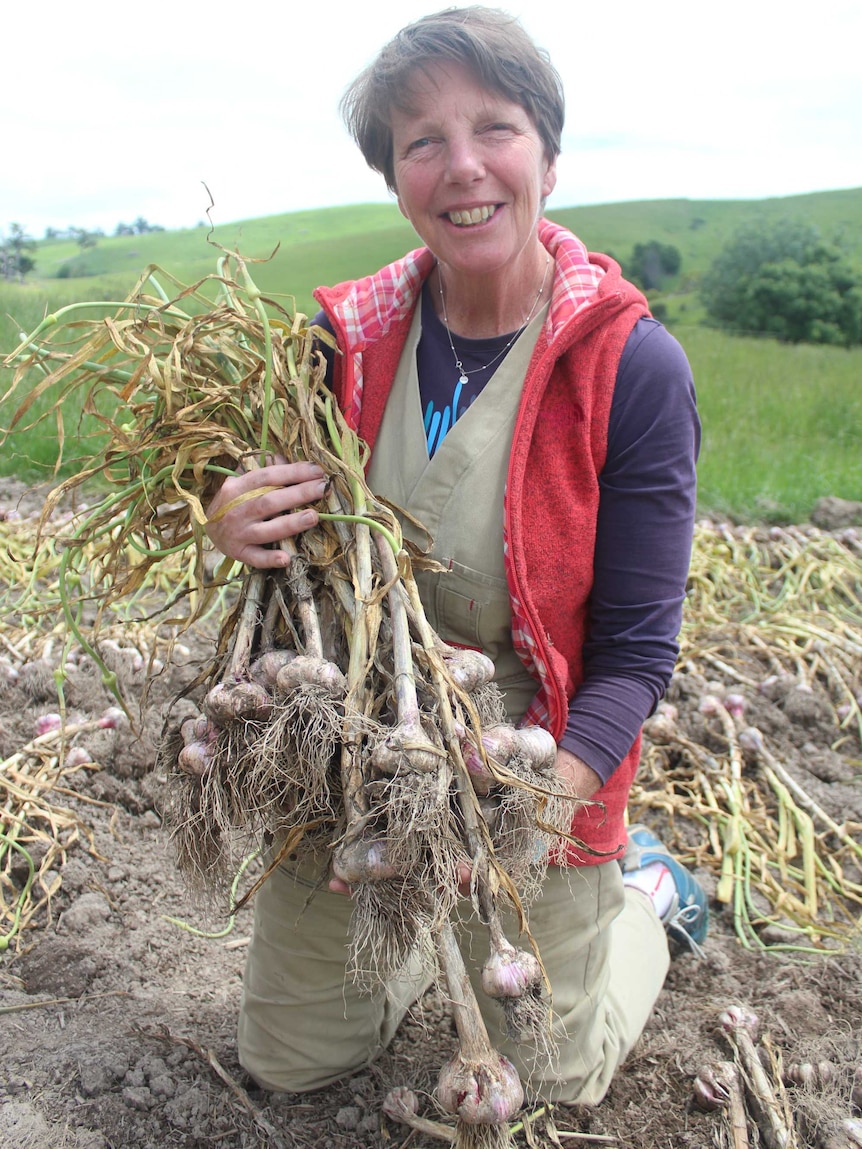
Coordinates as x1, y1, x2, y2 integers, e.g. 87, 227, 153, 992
554, 748, 602, 800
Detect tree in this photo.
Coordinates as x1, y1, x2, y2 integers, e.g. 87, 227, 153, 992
118, 217, 164, 235
628, 241, 681, 290
0, 222, 36, 280
700, 220, 862, 346
69, 226, 99, 250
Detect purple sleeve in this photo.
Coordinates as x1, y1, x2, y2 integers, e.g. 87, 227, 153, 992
558, 317, 700, 783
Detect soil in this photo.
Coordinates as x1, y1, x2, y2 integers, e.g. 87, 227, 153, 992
2, 477, 861, 1149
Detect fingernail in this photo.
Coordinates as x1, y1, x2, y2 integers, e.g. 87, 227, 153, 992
316, 480, 329, 496
301, 511, 317, 526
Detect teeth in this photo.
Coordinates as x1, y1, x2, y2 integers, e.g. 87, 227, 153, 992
448, 205, 497, 226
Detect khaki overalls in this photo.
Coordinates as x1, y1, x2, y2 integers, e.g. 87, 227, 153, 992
238, 302, 668, 1104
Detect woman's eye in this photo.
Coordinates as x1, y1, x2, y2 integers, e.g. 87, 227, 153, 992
407, 137, 433, 152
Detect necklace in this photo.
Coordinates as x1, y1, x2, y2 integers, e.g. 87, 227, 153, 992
437, 252, 552, 386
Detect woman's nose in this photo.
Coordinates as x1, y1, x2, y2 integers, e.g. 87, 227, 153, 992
445, 136, 484, 183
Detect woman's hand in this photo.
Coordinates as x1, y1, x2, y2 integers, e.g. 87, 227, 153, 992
327, 875, 353, 897
554, 747, 602, 800
205, 461, 329, 568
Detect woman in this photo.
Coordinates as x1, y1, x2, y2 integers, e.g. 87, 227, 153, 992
206, 6, 704, 1106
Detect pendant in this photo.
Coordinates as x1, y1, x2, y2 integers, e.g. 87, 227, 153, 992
458, 373, 468, 386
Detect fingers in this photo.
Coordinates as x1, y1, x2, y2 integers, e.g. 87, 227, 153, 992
212, 464, 327, 522
223, 533, 308, 571
235, 461, 324, 488
328, 877, 353, 897
205, 462, 329, 566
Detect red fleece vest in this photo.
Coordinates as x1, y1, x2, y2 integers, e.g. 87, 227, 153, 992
317, 252, 649, 865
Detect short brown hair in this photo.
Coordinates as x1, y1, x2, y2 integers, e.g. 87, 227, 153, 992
340, 6, 565, 193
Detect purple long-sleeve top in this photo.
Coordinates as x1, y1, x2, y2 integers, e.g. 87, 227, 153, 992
313, 289, 700, 784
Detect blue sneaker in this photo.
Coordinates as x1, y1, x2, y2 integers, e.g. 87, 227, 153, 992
622, 824, 709, 954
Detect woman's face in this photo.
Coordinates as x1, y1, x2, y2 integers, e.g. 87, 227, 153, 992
390, 62, 557, 286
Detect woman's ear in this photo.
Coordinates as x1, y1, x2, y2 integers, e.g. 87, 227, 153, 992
542, 156, 558, 200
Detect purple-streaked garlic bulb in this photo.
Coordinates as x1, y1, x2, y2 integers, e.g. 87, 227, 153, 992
437, 1051, 523, 1125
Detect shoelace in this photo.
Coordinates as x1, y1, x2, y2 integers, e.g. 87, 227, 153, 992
666, 903, 707, 959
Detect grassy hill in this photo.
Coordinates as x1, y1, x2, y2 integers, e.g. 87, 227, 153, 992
550, 187, 862, 274
13, 187, 862, 300
4, 187, 861, 338
2, 189, 861, 521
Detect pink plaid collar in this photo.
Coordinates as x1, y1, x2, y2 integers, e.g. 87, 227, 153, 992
332, 218, 604, 351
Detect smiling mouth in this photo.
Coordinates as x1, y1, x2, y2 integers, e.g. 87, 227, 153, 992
446, 205, 498, 226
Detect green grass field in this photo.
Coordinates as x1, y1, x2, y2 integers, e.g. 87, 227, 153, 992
2, 190, 861, 522
676, 326, 862, 520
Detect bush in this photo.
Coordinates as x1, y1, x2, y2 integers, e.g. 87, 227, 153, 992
56, 257, 97, 279
628, 241, 681, 290
700, 220, 862, 346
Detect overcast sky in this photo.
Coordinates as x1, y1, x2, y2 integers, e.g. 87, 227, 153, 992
3, 0, 860, 239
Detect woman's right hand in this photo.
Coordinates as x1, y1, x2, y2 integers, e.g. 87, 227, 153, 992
205, 461, 329, 569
